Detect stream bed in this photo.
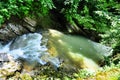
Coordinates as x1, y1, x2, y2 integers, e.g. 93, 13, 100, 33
0, 29, 114, 79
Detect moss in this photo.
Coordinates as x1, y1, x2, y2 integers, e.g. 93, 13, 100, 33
5, 63, 120, 80
84, 63, 120, 80
20, 73, 32, 80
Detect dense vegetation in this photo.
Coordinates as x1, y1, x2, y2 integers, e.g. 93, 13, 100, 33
0, 0, 120, 79
0, 0, 120, 48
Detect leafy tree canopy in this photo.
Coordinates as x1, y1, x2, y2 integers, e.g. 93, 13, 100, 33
0, 0, 120, 49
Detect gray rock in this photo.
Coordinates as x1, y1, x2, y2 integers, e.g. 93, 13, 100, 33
0, 54, 22, 79
0, 23, 30, 42
0, 53, 9, 62
0, 27, 15, 41
22, 23, 35, 32
0, 17, 37, 42
24, 17, 37, 27
23, 17, 37, 32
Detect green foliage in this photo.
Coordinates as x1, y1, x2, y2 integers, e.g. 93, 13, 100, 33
0, 0, 55, 26
54, 0, 120, 50
20, 73, 32, 80
100, 15, 120, 47
59, 0, 118, 32
75, 69, 92, 78
6, 63, 120, 80
1, 0, 120, 51
1, 0, 120, 79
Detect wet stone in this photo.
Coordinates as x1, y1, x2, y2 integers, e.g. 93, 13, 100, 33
0, 54, 22, 79
0, 53, 9, 62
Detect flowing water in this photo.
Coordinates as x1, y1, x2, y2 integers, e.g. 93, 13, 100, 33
0, 30, 113, 71
0, 33, 60, 68
48, 29, 113, 70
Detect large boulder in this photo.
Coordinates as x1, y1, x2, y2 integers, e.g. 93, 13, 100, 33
0, 17, 37, 42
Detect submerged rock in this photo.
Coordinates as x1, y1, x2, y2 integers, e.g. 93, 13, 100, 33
47, 29, 113, 71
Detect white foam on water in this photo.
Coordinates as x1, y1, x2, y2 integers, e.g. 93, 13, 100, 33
0, 42, 11, 53
0, 33, 61, 67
